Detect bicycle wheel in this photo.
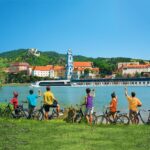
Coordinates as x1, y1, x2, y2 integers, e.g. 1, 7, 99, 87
75, 114, 82, 123
2, 108, 14, 118
31, 110, 44, 120
138, 110, 149, 125
96, 115, 108, 125
92, 114, 97, 125
116, 115, 130, 125
19, 110, 28, 119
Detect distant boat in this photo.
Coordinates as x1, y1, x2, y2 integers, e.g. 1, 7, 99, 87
31, 80, 71, 87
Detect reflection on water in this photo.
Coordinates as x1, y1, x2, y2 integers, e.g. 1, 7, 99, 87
0, 85, 150, 114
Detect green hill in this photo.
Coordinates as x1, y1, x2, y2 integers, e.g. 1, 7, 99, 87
0, 49, 66, 66
0, 49, 148, 75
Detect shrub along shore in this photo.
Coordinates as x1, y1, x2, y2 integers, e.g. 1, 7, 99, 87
0, 118, 150, 150
3, 83, 30, 86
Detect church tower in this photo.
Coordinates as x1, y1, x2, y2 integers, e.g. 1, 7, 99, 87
66, 49, 73, 80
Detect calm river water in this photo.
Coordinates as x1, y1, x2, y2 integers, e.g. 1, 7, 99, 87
0, 85, 150, 114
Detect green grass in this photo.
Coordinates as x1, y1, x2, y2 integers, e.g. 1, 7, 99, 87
0, 118, 150, 150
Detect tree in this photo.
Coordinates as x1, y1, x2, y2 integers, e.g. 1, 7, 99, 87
84, 68, 90, 75
134, 72, 141, 78
127, 74, 132, 78
116, 72, 123, 78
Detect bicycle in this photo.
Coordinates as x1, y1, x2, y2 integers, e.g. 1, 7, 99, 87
96, 107, 129, 125
74, 104, 97, 124
129, 109, 150, 125
30, 105, 45, 120
14, 104, 28, 119
0, 103, 28, 119
0, 103, 15, 118
48, 107, 64, 120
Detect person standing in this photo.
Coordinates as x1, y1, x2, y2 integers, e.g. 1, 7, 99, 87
43, 86, 60, 120
27, 89, 41, 119
84, 88, 95, 125
107, 92, 118, 120
125, 87, 142, 124
10, 92, 19, 115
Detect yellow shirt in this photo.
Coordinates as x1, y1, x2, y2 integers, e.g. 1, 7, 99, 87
126, 96, 142, 112
43, 91, 55, 105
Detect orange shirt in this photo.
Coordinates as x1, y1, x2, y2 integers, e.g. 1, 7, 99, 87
126, 96, 142, 112
110, 98, 117, 112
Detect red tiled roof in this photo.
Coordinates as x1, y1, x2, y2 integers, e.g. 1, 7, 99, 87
74, 67, 99, 72
54, 66, 65, 71
11, 62, 29, 66
74, 62, 92, 67
33, 66, 53, 71
123, 64, 150, 69
74, 68, 85, 71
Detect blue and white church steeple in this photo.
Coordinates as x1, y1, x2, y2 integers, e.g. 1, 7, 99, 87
66, 49, 73, 80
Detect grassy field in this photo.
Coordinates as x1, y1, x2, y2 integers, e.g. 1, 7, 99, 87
0, 118, 150, 150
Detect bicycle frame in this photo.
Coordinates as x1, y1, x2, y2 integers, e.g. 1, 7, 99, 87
137, 110, 150, 124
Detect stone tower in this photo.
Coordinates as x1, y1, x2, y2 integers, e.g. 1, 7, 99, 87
66, 49, 73, 80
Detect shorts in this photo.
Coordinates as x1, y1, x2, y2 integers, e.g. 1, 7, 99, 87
85, 108, 92, 115
29, 105, 36, 110
44, 102, 58, 112
129, 110, 138, 119
29, 105, 36, 114
28, 105, 36, 119
108, 111, 116, 116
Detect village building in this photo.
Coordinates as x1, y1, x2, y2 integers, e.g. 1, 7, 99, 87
72, 62, 100, 79
118, 62, 139, 70
30, 65, 54, 78
8, 62, 30, 73
122, 64, 150, 77
54, 66, 66, 79
29, 65, 65, 79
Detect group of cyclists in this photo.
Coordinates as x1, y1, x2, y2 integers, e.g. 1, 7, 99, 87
10, 86, 60, 120
82, 87, 142, 125
9, 86, 142, 124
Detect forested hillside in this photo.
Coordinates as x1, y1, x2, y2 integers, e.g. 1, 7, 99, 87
0, 49, 148, 75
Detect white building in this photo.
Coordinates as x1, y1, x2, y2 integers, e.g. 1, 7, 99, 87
122, 64, 150, 76
31, 65, 54, 78
118, 62, 139, 70
28, 65, 66, 79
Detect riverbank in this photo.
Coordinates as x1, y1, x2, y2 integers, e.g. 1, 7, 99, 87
0, 119, 150, 150
3, 83, 30, 86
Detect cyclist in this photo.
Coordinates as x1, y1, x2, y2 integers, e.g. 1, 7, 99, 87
107, 92, 118, 121
43, 86, 60, 120
10, 92, 19, 115
84, 88, 95, 125
27, 89, 41, 119
125, 87, 142, 124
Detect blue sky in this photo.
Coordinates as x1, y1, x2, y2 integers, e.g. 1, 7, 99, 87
0, 0, 150, 59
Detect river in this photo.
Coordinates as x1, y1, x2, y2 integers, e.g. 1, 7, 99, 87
0, 85, 150, 114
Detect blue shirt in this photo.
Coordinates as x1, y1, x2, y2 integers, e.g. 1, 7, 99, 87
27, 94, 38, 107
